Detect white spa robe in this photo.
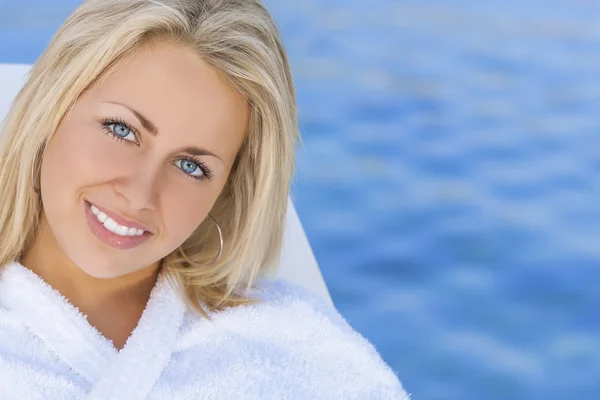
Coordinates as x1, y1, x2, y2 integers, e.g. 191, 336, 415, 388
0, 261, 409, 399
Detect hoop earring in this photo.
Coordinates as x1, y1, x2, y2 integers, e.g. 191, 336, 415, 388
178, 214, 223, 266
31, 153, 41, 194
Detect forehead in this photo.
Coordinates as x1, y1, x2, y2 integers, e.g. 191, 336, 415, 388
83, 40, 249, 162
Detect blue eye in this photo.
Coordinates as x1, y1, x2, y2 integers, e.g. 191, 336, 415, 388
101, 118, 137, 144
175, 159, 212, 182
112, 123, 131, 138
181, 159, 198, 174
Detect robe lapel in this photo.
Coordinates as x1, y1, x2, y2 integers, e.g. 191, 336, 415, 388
0, 261, 117, 383
85, 272, 187, 400
0, 261, 188, 399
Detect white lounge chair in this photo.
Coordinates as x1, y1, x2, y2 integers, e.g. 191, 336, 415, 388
0, 63, 333, 306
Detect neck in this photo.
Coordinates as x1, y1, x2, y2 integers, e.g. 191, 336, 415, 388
19, 212, 160, 349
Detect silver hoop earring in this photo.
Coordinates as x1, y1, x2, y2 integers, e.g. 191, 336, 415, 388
178, 214, 223, 266
31, 154, 41, 194
206, 214, 223, 263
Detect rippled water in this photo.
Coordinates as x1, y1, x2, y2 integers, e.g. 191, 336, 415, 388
2, 0, 600, 398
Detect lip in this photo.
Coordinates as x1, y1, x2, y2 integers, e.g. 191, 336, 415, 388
85, 200, 153, 233
84, 200, 153, 250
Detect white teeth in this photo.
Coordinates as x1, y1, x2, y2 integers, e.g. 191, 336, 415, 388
97, 212, 108, 223
103, 218, 118, 233
89, 203, 145, 237
115, 225, 129, 236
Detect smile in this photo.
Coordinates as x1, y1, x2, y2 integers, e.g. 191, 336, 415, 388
84, 200, 153, 250
89, 204, 145, 237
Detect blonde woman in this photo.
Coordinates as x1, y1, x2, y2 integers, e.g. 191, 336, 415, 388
0, 0, 408, 398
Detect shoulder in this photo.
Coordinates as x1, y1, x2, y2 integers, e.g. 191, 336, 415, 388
169, 278, 410, 399
251, 278, 372, 340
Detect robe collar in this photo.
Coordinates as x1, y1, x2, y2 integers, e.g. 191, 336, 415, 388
0, 261, 187, 399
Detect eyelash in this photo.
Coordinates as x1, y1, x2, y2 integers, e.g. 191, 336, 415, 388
101, 117, 138, 145
100, 117, 214, 182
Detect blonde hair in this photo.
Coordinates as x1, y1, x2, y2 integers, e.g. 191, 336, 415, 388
0, 0, 299, 318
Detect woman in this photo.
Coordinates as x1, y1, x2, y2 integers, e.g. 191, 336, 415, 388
0, 0, 408, 398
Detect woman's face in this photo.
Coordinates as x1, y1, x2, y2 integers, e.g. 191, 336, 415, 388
38, 40, 249, 278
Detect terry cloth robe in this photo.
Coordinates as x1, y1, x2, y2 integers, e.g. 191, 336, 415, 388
0, 261, 409, 399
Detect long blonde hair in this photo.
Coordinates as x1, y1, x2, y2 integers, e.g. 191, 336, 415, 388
0, 0, 299, 318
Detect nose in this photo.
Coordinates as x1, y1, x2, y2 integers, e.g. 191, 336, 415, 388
112, 164, 161, 211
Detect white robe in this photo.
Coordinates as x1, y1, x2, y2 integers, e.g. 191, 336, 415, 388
0, 261, 409, 399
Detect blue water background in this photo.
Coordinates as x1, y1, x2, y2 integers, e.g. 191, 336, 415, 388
2, 0, 600, 398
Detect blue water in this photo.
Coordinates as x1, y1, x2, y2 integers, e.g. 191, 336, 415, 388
2, 0, 600, 398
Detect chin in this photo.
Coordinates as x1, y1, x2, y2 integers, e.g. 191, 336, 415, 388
63, 248, 133, 279
73, 259, 127, 279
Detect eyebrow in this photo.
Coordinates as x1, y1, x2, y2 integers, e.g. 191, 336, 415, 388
104, 101, 224, 163
106, 101, 159, 136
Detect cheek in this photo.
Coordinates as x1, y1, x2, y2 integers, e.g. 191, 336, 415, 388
42, 120, 130, 190
161, 189, 217, 243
